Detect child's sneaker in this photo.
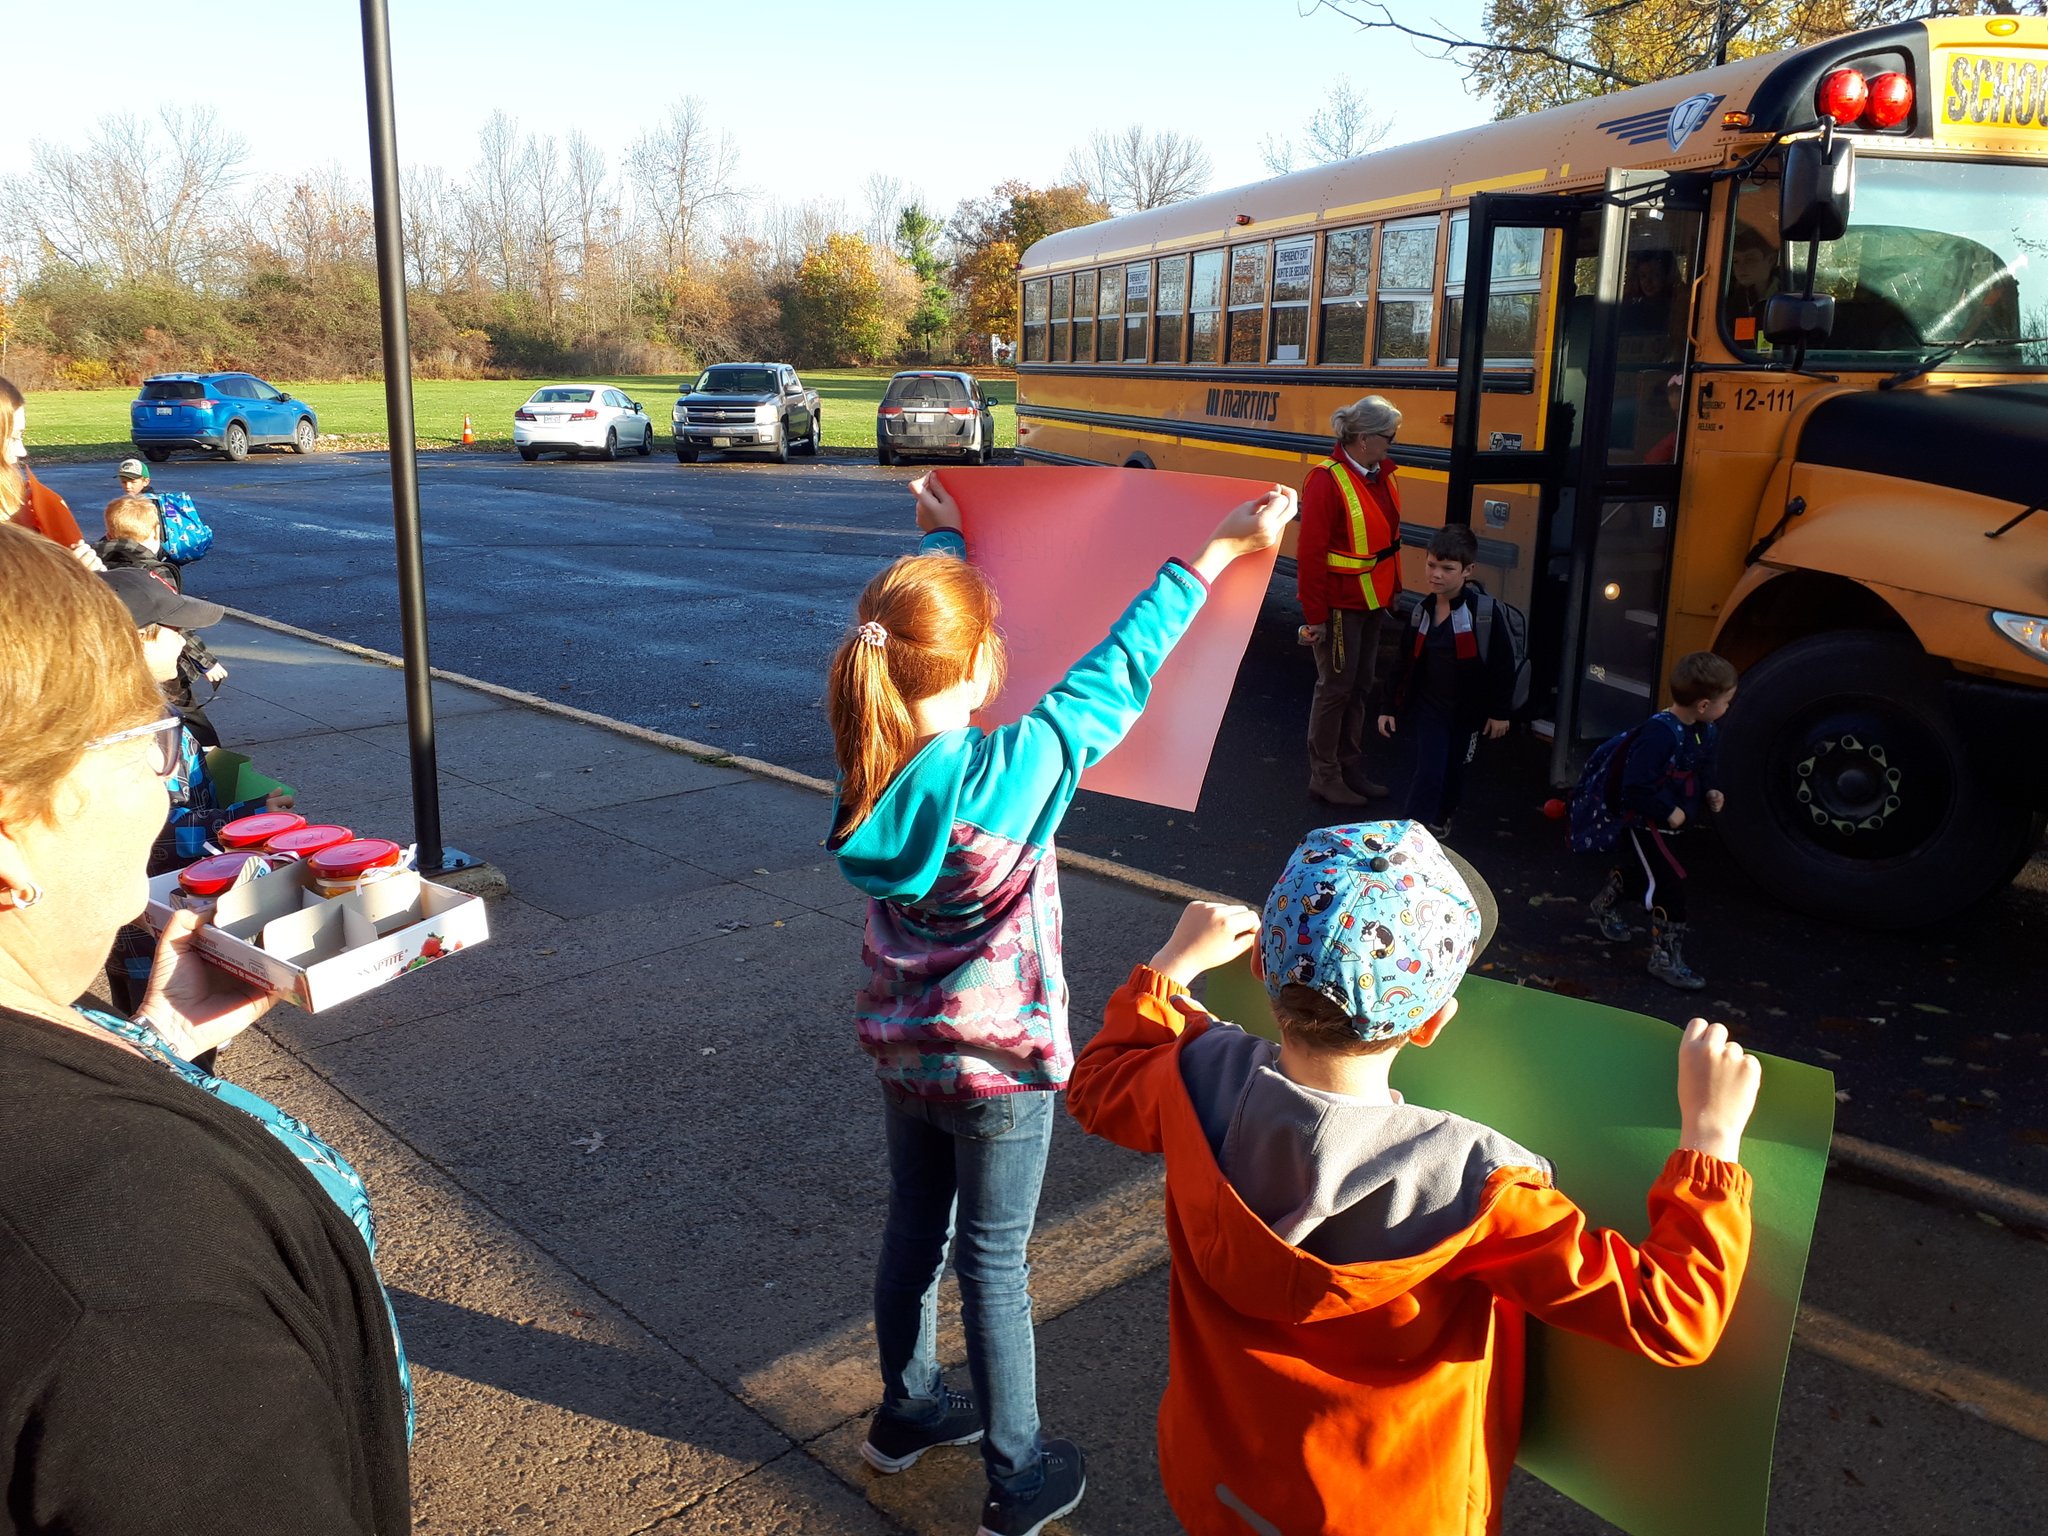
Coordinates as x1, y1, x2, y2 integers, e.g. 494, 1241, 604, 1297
1648, 918, 1706, 991
976, 1438, 1086, 1536
1588, 869, 1633, 942
860, 1387, 982, 1473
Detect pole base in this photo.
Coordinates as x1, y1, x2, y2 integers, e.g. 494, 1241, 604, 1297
421, 850, 509, 901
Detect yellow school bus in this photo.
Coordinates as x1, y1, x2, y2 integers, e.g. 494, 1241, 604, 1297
1016, 16, 2048, 926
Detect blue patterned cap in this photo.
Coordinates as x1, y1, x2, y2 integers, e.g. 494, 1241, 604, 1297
1260, 821, 1493, 1041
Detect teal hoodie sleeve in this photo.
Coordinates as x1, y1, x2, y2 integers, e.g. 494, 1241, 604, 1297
960, 558, 1210, 848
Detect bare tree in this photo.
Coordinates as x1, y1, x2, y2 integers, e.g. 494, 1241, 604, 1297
1259, 77, 1391, 174
21, 108, 247, 284
1062, 126, 1211, 215
400, 164, 457, 290
470, 110, 526, 292
628, 97, 740, 273
860, 172, 907, 249
522, 132, 569, 318
251, 164, 375, 278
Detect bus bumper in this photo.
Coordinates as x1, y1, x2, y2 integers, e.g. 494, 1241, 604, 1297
1947, 676, 2048, 806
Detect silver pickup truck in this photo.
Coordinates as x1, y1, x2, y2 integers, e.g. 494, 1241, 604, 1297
672, 362, 821, 464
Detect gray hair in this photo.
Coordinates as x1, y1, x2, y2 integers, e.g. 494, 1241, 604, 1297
1331, 395, 1402, 444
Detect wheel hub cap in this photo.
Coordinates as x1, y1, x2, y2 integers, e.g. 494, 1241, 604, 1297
1795, 733, 1903, 835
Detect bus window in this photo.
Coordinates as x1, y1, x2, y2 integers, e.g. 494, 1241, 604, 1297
1050, 274, 1072, 363
1098, 266, 1123, 362
1443, 214, 1545, 364
1318, 226, 1373, 365
1156, 255, 1189, 363
1613, 206, 1701, 460
1189, 249, 1225, 362
1227, 242, 1269, 363
1125, 262, 1152, 362
1737, 160, 2046, 369
1073, 269, 1098, 361
1270, 236, 1314, 362
1377, 217, 1439, 364
1023, 279, 1049, 362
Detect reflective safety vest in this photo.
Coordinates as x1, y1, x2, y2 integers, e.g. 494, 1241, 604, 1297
1316, 456, 1402, 611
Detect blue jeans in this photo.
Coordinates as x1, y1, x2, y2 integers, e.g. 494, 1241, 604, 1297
1403, 701, 1476, 829
874, 1083, 1055, 1498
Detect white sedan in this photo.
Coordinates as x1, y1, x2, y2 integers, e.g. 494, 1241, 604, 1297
513, 385, 656, 461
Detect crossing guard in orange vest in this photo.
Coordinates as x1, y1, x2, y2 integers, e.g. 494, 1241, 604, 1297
1297, 395, 1403, 805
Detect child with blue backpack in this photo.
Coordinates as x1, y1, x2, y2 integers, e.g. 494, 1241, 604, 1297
1577, 650, 1739, 990
826, 471, 1293, 1536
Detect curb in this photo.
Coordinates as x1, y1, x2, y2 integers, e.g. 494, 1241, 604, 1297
220, 606, 2048, 1241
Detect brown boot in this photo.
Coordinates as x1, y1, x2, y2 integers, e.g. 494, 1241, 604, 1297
1309, 775, 1370, 807
1342, 766, 1390, 799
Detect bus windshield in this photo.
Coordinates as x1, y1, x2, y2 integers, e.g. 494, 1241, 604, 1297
1728, 157, 2048, 371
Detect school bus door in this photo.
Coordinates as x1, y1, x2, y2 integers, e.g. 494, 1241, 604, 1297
1449, 169, 1707, 784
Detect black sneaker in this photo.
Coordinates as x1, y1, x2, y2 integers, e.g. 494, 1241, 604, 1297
860, 1387, 983, 1474
977, 1439, 1086, 1536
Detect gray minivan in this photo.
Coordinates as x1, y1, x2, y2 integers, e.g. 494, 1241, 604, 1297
875, 371, 996, 466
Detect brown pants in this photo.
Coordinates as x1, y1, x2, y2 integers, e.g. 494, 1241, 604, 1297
1306, 608, 1385, 787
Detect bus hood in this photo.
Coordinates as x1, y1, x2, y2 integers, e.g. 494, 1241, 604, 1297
1778, 382, 2048, 622
1795, 383, 2048, 515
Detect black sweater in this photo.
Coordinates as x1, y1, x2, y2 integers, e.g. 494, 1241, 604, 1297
0, 1009, 410, 1534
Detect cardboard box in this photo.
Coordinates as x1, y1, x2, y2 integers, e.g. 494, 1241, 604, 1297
144, 861, 489, 1012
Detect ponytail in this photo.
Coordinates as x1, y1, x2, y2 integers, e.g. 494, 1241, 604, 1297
828, 552, 1003, 843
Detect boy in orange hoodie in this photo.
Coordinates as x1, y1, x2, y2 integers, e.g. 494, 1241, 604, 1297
1068, 821, 1759, 1536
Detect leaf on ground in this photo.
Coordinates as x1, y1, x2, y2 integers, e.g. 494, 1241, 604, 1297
1928, 1119, 1963, 1135
1834, 1089, 1852, 1103
1843, 1468, 1865, 1487
1913, 1002, 1951, 1014
1922, 1056, 1955, 1066
570, 1132, 607, 1154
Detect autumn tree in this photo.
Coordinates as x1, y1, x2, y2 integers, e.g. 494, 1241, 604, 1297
1062, 126, 1212, 214
1307, 0, 2014, 117
948, 181, 1108, 343
1259, 78, 1391, 174
786, 232, 905, 365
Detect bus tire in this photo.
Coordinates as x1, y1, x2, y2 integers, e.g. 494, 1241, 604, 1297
1718, 629, 2038, 928
1123, 452, 1156, 470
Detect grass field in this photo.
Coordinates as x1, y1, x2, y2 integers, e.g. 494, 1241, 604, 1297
22, 368, 1017, 461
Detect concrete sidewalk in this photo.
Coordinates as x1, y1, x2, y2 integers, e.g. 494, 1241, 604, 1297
195, 616, 2048, 1536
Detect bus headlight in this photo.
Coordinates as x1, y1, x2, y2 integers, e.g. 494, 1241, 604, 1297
1991, 610, 2048, 664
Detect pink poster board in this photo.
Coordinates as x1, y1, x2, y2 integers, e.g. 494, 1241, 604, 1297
942, 466, 1283, 812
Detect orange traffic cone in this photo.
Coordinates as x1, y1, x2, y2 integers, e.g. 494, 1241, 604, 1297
461, 414, 475, 445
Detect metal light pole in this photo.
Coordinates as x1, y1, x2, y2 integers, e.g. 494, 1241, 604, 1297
359, 0, 473, 875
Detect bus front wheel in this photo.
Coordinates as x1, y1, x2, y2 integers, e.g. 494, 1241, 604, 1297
1719, 629, 2038, 929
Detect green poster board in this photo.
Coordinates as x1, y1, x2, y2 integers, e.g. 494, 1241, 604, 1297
1200, 961, 1835, 1536
204, 748, 294, 807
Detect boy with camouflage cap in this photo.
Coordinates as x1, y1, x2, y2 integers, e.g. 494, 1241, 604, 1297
1069, 820, 1760, 1536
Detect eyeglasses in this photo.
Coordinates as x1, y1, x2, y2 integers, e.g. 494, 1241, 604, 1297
87, 716, 182, 780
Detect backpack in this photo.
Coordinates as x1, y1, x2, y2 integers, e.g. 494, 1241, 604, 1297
1471, 587, 1531, 714
1566, 720, 1653, 854
153, 490, 213, 564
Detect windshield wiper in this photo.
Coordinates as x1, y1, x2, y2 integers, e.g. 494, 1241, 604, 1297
1880, 335, 2048, 390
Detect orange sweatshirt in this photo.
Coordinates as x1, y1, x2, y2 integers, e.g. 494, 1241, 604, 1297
1068, 964, 1754, 1536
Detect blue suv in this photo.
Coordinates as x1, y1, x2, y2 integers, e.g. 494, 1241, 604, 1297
130, 373, 318, 463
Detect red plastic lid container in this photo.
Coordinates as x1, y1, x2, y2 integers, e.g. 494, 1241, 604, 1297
266, 823, 354, 857
219, 811, 306, 848
178, 851, 272, 896
308, 838, 406, 880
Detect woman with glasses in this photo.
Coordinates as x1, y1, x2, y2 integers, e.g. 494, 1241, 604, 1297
0, 524, 411, 1534
1297, 394, 1405, 806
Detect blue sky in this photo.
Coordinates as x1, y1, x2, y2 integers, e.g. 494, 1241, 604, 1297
6, 0, 1494, 221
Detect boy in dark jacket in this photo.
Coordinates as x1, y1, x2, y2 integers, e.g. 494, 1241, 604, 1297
1375, 524, 1517, 837
1588, 650, 1739, 990
98, 495, 229, 735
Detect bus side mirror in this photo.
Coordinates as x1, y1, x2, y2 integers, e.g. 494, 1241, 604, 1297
1780, 137, 1855, 243
1763, 293, 1835, 347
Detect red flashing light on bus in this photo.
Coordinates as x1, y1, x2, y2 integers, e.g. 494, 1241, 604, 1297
1865, 71, 1914, 127
1816, 66, 1914, 129
1817, 68, 1870, 125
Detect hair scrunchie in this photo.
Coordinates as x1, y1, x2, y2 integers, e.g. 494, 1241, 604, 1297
856, 620, 888, 649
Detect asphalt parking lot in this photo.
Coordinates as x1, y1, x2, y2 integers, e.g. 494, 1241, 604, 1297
39, 446, 2048, 1190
